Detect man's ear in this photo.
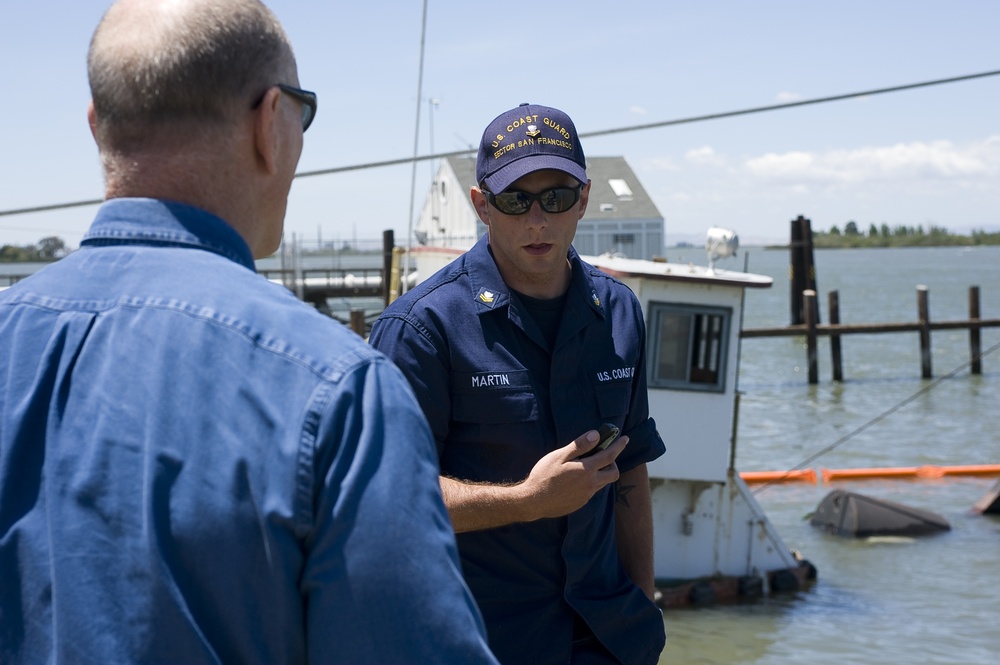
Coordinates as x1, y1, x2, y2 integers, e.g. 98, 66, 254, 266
87, 100, 98, 140
253, 87, 282, 175
471, 186, 491, 226
576, 179, 592, 220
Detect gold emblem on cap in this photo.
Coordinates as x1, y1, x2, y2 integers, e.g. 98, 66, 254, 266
525, 124, 540, 138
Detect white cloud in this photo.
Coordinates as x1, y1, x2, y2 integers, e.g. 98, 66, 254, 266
775, 91, 803, 103
629, 105, 647, 115
643, 156, 681, 172
684, 145, 728, 167
744, 150, 816, 178
743, 137, 1000, 184
641, 135, 1000, 239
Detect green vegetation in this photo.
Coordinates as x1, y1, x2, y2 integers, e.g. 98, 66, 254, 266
0, 236, 70, 262
812, 222, 1000, 248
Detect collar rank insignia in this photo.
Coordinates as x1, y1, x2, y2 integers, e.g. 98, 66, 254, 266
525, 124, 540, 138
591, 291, 601, 308
477, 288, 497, 306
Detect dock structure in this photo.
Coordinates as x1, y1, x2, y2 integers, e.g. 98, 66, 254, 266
257, 230, 402, 337
761, 215, 999, 384
742, 285, 1000, 383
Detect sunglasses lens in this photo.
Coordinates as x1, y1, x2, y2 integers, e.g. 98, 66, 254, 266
490, 186, 580, 215
539, 187, 578, 213
492, 192, 530, 215
301, 93, 317, 132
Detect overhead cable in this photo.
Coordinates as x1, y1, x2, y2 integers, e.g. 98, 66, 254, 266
2, 68, 998, 219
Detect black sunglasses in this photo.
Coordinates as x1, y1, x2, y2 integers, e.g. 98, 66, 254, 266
254, 83, 317, 132
277, 84, 317, 132
484, 184, 583, 216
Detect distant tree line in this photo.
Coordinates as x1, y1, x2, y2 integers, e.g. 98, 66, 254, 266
0, 236, 70, 262
812, 222, 1000, 248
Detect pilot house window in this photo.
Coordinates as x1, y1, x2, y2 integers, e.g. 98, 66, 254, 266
648, 303, 730, 392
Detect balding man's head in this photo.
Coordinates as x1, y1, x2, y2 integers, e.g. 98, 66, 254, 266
88, 0, 294, 151
86, 0, 308, 258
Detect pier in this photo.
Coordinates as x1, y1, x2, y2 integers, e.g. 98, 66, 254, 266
744, 215, 1000, 384
742, 285, 1000, 384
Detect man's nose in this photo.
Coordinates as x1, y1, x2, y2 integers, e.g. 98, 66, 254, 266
523, 201, 548, 227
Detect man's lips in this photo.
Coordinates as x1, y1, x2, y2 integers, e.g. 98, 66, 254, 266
523, 243, 552, 255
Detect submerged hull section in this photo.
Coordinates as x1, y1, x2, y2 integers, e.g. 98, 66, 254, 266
972, 479, 1000, 514
809, 489, 951, 537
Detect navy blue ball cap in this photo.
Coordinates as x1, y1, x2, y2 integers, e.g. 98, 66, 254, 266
475, 103, 587, 193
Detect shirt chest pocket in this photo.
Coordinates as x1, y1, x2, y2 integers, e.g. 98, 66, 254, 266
451, 370, 537, 424
593, 379, 632, 420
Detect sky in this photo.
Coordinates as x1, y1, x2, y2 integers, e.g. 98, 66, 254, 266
2, 0, 999, 252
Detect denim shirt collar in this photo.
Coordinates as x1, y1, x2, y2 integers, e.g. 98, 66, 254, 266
81, 198, 256, 271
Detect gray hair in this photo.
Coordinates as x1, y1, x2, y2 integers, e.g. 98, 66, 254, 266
88, 0, 293, 149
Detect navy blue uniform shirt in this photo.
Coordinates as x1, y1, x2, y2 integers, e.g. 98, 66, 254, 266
0, 199, 497, 665
370, 234, 666, 665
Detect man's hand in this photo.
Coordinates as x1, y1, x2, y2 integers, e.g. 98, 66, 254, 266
440, 429, 628, 532
518, 429, 628, 521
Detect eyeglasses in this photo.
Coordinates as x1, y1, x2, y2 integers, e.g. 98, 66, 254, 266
483, 185, 583, 215
254, 83, 317, 132
276, 84, 317, 132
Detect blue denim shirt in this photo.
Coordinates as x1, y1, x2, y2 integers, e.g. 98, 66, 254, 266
0, 199, 497, 665
370, 235, 666, 665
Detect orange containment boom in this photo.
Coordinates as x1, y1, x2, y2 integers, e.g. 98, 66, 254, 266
740, 469, 818, 485
821, 464, 1000, 483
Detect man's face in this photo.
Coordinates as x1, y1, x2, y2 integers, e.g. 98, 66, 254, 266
475, 169, 590, 299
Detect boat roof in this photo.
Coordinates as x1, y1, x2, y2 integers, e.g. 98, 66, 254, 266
583, 254, 773, 289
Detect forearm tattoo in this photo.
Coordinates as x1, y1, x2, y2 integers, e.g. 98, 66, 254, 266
615, 480, 635, 508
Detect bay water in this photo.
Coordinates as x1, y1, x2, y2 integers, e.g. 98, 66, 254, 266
657, 245, 1000, 665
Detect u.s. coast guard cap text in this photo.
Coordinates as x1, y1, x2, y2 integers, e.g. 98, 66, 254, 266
475, 103, 587, 193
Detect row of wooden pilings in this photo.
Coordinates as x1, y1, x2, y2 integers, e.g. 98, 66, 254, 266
756, 216, 1000, 383
741, 285, 1000, 384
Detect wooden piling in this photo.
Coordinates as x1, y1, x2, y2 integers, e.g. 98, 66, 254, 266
917, 286, 932, 379
389, 247, 405, 304
804, 289, 818, 384
789, 216, 819, 325
969, 286, 982, 375
350, 309, 367, 338
800, 217, 819, 325
789, 220, 805, 325
381, 230, 394, 306
828, 290, 843, 382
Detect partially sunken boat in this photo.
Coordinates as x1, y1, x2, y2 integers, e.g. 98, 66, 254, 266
810, 489, 951, 538
408, 225, 817, 608
973, 479, 1000, 514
